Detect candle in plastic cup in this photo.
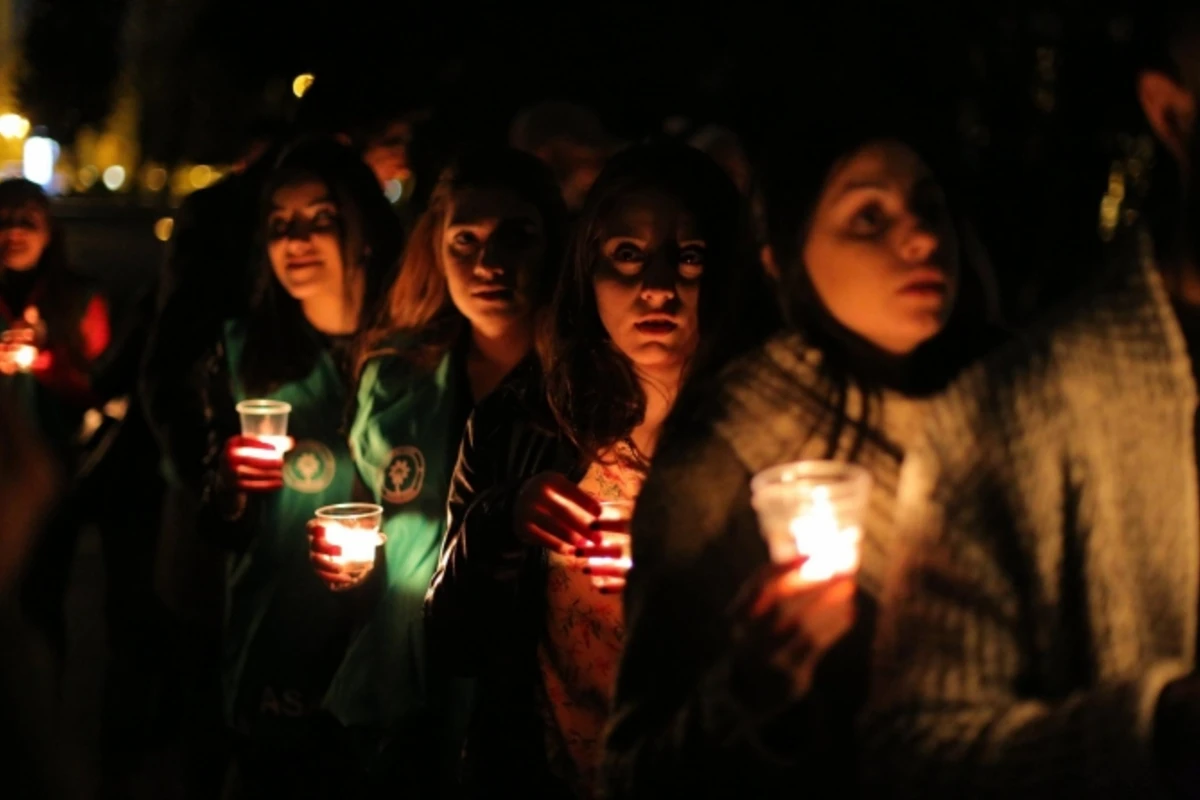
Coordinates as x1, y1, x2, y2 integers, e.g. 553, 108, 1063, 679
1, 329, 37, 373
590, 500, 633, 570
750, 461, 871, 584
236, 399, 292, 453
314, 503, 386, 591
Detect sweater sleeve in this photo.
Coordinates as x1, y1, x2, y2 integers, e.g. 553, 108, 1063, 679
602, 429, 844, 799
860, 387, 1188, 799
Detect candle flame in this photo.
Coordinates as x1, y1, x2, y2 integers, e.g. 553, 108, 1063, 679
13, 345, 36, 371
323, 523, 381, 565
788, 486, 861, 583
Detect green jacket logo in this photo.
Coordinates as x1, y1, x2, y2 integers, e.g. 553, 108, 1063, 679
283, 440, 336, 493
381, 445, 425, 505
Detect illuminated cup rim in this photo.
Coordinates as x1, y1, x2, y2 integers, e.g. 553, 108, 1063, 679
236, 399, 293, 416
314, 502, 384, 522
750, 460, 872, 506
598, 499, 635, 520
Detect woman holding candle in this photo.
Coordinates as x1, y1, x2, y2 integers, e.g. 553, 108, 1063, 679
208, 140, 566, 798
424, 142, 777, 798
199, 138, 410, 797
599, 125, 1003, 797
0, 178, 112, 659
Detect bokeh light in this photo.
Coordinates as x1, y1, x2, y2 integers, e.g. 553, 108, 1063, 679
154, 217, 175, 242
293, 73, 316, 98
102, 165, 127, 191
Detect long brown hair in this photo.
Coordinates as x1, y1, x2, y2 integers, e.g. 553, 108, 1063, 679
360, 146, 566, 371
241, 138, 404, 395
540, 142, 778, 462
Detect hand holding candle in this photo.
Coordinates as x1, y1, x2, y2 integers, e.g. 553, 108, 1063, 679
222, 436, 292, 492
728, 560, 857, 703
236, 399, 294, 454
750, 460, 870, 585
0, 327, 38, 375
514, 471, 603, 554
309, 504, 386, 591
579, 500, 633, 595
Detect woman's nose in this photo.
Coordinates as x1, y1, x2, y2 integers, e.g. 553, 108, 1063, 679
900, 222, 940, 264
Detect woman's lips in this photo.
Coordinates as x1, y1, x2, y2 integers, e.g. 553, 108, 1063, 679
634, 319, 679, 335
286, 260, 322, 272
472, 287, 515, 302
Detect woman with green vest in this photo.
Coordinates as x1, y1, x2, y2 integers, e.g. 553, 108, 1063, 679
204, 140, 566, 798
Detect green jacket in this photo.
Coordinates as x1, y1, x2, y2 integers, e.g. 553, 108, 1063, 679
222, 323, 471, 768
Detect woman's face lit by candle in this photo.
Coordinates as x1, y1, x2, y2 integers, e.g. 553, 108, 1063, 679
592, 189, 703, 372
441, 187, 545, 338
800, 140, 959, 355
266, 178, 351, 303
0, 203, 50, 272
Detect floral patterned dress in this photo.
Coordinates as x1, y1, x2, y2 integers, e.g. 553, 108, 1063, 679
537, 440, 646, 797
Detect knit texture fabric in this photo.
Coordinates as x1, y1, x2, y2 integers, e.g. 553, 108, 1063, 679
862, 256, 1199, 798
602, 330, 924, 798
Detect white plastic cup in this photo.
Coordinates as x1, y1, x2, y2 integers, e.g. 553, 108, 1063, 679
314, 503, 386, 591
750, 460, 871, 584
236, 399, 292, 452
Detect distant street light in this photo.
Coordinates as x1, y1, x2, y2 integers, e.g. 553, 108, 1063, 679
23, 137, 59, 189
0, 114, 31, 140
102, 165, 127, 191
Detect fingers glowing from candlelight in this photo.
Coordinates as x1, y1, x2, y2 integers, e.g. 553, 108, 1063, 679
310, 554, 359, 587
589, 518, 630, 534
225, 435, 289, 492
543, 475, 602, 520
594, 576, 626, 594
575, 544, 625, 558
307, 522, 360, 587
526, 520, 580, 555
307, 523, 342, 557
581, 562, 628, 578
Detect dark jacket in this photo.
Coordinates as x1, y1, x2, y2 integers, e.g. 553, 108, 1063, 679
425, 359, 582, 799
140, 163, 271, 494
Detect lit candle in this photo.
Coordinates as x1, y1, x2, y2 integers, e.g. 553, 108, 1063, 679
313, 503, 385, 591
323, 523, 382, 566
11, 343, 36, 372
787, 486, 862, 583
236, 399, 293, 452
750, 460, 871, 585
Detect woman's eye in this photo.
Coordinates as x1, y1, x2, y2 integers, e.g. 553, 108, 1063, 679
268, 219, 288, 239
849, 203, 889, 235
611, 243, 644, 263
311, 210, 338, 230
678, 247, 706, 279
450, 231, 479, 250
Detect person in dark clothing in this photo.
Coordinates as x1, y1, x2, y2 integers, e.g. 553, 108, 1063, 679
599, 126, 1001, 798
860, 5, 1200, 797
139, 132, 285, 800
424, 142, 777, 799
0, 392, 85, 800
0, 179, 112, 663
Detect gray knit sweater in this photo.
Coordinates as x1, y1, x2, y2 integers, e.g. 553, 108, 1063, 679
601, 331, 923, 798
862, 256, 1199, 798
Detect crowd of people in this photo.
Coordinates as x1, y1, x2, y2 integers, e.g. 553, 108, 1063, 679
5, 4, 1200, 799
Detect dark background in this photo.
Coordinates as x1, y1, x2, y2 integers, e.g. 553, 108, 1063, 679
15, 0, 1167, 318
